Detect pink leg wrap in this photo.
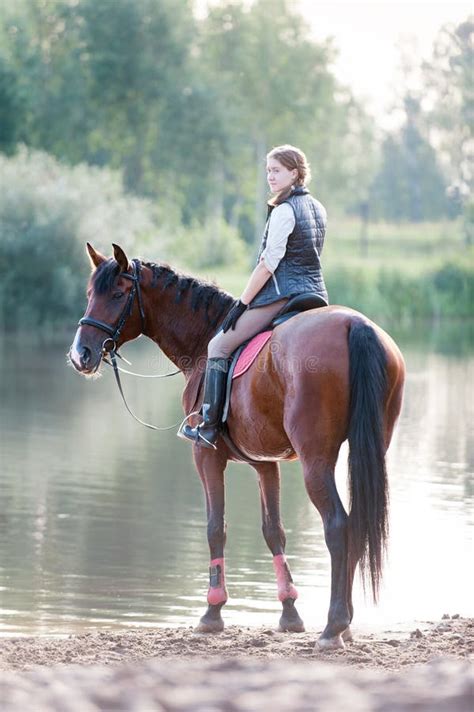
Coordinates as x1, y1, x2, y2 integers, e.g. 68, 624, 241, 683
273, 554, 298, 602
207, 558, 228, 606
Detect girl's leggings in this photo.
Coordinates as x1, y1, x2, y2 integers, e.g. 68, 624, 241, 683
208, 298, 289, 359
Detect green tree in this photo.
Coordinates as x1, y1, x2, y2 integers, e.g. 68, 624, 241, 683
0, 55, 25, 154
1, 0, 222, 216
0, 0, 378, 242
0, 0, 93, 162
370, 96, 448, 221
422, 16, 473, 197
199, 0, 377, 244
75, 0, 202, 194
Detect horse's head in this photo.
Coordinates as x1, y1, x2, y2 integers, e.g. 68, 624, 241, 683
69, 243, 144, 376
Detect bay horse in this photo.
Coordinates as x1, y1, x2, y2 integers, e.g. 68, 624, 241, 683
69, 243, 405, 650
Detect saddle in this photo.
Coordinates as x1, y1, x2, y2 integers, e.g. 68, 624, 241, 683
220, 292, 328, 463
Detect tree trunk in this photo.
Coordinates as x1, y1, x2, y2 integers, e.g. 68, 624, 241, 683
253, 132, 267, 253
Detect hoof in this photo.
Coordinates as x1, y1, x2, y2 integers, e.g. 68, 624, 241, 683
341, 626, 353, 643
278, 598, 305, 633
316, 634, 345, 651
278, 615, 305, 633
194, 617, 224, 633
194, 603, 225, 634
279, 620, 305, 633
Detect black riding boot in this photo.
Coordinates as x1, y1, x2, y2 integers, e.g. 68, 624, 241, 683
179, 357, 229, 449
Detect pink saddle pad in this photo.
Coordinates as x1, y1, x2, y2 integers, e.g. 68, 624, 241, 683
233, 331, 272, 379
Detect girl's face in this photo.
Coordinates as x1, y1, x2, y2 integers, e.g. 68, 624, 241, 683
266, 157, 298, 194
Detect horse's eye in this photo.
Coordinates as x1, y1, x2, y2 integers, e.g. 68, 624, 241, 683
113, 291, 124, 300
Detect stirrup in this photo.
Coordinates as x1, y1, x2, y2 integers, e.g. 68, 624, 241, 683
177, 411, 218, 450
176, 410, 202, 438
195, 429, 218, 450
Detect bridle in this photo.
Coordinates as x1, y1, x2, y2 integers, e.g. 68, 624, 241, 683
79, 259, 146, 355
78, 259, 181, 431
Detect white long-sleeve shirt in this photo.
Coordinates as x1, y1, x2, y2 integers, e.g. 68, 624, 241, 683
259, 203, 295, 274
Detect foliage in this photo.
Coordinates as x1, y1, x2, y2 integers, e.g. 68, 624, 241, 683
325, 260, 473, 322
0, 148, 160, 329
462, 197, 474, 245
199, 0, 378, 238
1, 1, 469, 229
422, 16, 473, 196
369, 98, 449, 221
0, 0, 377, 234
0, 148, 251, 329
0, 54, 24, 154
168, 218, 249, 271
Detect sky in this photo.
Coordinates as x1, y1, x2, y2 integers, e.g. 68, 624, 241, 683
298, 1, 471, 127
199, 1, 472, 128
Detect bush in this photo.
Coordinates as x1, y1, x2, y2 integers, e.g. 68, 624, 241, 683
0, 149, 179, 328
0, 148, 251, 330
167, 217, 249, 271
430, 261, 473, 317
326, 261, 473, 322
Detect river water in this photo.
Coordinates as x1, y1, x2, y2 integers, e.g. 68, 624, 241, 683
0, 322, 472, 636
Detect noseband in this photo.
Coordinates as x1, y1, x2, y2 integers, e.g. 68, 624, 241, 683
77, 259, 180, 431
79, 259, 146, 355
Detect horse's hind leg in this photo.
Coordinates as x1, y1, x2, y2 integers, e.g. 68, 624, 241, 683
193, 447, 228, 633
341, 556, 358, 643
253, 462, 305, 633
301, 458, 352, 650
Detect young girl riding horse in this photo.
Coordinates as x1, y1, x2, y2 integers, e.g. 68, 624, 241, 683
180, 144, 328, 449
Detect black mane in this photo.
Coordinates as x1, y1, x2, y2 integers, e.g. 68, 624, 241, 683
91, 258, 234, 327
91, 258, 121, 295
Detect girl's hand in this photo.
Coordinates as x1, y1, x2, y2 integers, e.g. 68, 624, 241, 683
221, 300, 248, 333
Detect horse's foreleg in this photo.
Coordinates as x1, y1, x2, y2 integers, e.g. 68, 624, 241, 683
194, 448, 228, 633
302, 462, 351, 650
253, 462, 305, 633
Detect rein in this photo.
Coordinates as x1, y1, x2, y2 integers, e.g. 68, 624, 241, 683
78, 259, 181, 431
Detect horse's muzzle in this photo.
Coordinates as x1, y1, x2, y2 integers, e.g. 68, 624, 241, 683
68, 333, 102, 375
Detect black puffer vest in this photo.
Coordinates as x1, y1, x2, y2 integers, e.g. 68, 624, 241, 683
248, 186, 328, 309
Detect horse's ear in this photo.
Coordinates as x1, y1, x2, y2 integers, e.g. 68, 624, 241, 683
86, 243, 106, 269
112, 243, 130, 273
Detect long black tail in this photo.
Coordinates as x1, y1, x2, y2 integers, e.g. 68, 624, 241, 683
347, 319, 389, 602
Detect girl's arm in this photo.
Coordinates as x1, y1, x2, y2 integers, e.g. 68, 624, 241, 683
259, 203, 295, 273
240, 261, 273, 305
221, 262, 273, 332
240, 204, 295, 304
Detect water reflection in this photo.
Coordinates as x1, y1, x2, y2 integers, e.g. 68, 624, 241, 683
0, 325, 472, 635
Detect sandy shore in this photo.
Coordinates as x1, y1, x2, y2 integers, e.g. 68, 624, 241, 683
0, 616, 472, 710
